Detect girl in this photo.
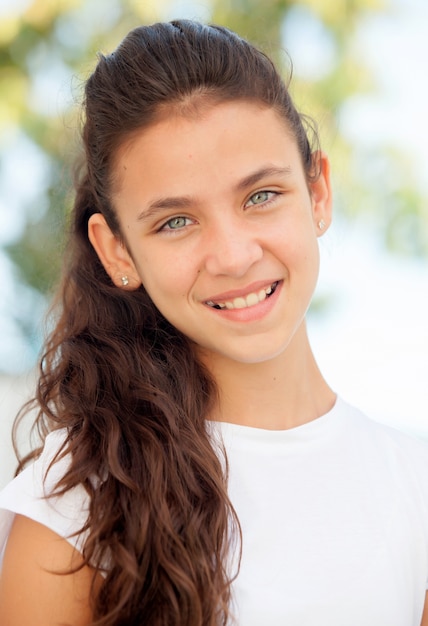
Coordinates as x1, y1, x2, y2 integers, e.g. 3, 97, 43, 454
0, 19, 428, 626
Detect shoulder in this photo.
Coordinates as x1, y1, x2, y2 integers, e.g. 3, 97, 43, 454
0, 430, 101, 624
0, 429, 90, 560
0, 513, 102, 626
338, 397, 428, 454
337, 397, 428, 491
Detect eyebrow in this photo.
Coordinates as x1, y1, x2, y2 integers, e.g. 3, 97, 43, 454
137, 165, 292, 222
137, 195, 194, 222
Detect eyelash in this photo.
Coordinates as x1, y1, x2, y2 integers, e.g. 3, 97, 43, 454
158, 216, 194, 233
157, 190, 280, 233
244, 190, 280, 208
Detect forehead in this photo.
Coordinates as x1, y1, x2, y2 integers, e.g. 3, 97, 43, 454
111, 100, 299, 196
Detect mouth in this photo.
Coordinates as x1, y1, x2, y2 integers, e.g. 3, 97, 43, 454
205, 281, 280, 311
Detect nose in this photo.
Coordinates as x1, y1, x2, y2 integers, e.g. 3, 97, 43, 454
203, 218, 263, 277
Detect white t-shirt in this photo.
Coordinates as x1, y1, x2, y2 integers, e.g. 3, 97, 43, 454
1, 397, 428, 625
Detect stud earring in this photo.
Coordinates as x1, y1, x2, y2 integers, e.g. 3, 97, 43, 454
318, 219, 326, 231
121, 276, 129, 287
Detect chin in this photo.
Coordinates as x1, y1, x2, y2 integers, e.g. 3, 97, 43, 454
216, 341, 292, 366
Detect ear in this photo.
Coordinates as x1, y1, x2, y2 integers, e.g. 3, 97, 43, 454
308, 151, 333, 236
88, 213, 142, 289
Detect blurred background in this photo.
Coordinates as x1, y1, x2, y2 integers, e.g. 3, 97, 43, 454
0, 0, 427, 487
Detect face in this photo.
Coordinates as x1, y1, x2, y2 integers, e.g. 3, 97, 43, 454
89, 101, 332, 367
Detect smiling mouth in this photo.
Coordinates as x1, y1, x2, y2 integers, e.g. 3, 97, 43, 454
205, 281, 279, 311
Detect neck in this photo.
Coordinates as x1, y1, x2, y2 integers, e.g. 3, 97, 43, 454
200, 323, 336, 430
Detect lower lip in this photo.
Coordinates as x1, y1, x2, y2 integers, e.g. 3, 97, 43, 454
204, 281, 283, 323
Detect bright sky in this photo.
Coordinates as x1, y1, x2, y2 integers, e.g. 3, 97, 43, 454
342, 0, 428, 193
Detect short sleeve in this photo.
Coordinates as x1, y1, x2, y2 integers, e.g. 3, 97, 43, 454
0, 429, 90, 566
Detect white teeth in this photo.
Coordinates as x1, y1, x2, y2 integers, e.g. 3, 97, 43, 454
246, 293, 259, 307
233, 297, 247, 309
207, 282, 278, 311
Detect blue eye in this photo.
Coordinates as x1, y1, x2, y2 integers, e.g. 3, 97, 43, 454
163, 216, 190, 230
246, 190, 276, 206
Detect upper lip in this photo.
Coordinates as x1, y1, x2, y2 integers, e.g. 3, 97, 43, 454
203, 279, 280, 303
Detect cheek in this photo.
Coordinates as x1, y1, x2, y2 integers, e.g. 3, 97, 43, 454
280, 232, 320, 287
274, 226, 317, 260
136, 253, 192, 305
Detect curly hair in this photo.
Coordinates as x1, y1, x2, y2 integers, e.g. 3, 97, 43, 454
15, 20, 319, 625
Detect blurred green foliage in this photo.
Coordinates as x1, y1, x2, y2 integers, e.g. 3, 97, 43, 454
0, 0, 427, 367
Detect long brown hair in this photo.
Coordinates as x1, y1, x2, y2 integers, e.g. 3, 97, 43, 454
16, 20, 319, 625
